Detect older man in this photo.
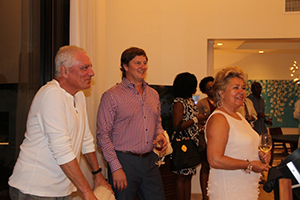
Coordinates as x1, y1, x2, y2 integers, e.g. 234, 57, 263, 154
96, 47, 167, 200
9, 45, 112, 200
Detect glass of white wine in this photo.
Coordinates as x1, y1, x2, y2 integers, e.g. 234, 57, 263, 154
258, 133, 272, 168
155, 143, 165, 166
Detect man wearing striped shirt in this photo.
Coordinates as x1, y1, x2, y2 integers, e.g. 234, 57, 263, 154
96, 47, 167, 200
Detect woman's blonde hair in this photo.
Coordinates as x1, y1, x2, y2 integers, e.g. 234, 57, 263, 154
213, 66, 248, 104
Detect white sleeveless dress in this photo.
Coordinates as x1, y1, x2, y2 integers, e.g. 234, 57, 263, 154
206, 110, 261, 200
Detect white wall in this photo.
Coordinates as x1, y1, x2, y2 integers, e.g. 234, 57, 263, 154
104, 0, 300, 92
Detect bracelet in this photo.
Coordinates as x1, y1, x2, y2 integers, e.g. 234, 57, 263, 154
92, 166, 102, 175
242, 159, 252, 174
192, 117, 198, 124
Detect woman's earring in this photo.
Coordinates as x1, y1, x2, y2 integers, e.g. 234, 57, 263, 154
217, 100, 223, 108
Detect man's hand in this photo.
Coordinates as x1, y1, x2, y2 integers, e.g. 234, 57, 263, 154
153, 133, 168, 152
112, 169, 127, 191
246, 115, 255, 122
60, 158, 98, 200
82, 191, 98, 200
94, 172, 114, 195
257, 112, 265, 119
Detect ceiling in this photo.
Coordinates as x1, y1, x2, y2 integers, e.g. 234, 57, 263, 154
212, 38, 300, 54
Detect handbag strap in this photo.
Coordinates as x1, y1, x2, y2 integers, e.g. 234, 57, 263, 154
173, 120, 199, 147
172, 121, 182, 143
173, 120, 193, 139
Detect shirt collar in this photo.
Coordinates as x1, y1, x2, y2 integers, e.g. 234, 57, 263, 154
52, 79, 79, 100
121, 77, 148, 88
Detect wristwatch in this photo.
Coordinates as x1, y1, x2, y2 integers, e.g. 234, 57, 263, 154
92, 166, 102, 175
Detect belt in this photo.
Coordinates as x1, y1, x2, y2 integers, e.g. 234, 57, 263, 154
117, 151, 152, 158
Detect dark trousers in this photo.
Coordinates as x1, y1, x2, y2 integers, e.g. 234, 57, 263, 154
9, 186, 71, 200
108, 151, 165, 200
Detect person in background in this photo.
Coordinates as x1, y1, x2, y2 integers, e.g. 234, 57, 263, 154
205, 66, 270, 200
96, 47, 167, 200
8, 45, 112, 200
237, 97, 258, 128
172, 72, 207, 200
247, 81, 272, 135
293, 99, 300, 147
196, 76, 216, 200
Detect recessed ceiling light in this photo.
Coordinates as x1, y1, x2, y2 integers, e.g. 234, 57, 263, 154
216, 43, 223, 46
259, 50, 264, 54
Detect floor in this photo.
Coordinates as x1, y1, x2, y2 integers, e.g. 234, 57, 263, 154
191, 184, 274, 200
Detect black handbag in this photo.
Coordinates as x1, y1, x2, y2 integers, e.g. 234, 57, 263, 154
170, 121, 202, 171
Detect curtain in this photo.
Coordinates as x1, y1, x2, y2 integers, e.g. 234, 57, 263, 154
70, 0, 106, 199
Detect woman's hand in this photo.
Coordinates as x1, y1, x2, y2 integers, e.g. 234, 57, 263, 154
250, 160, 269, 173
259, 150, 271, 165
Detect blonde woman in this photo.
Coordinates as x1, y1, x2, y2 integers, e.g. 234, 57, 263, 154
205, 66, 270, 200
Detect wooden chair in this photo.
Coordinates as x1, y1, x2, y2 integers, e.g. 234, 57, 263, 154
269, 127, 291, 155
269, 127, 292, 166
279, 178, 293, 200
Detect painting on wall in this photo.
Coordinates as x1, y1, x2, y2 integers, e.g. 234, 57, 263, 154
246, 80, 300, 128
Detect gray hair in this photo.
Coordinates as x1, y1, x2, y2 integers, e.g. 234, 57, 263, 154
54, 45, 87, 78
213, 66, 248, 104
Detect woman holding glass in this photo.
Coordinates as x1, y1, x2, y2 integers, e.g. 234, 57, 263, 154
205, 66, 271, 200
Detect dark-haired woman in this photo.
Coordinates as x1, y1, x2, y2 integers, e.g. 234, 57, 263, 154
196, 76, 216, 200
172, 72, 206, 200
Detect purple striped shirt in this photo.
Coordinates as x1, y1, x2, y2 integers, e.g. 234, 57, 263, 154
96, 78, 163, 172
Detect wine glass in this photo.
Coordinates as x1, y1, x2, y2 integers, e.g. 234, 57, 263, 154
258, 133, 272, 168
155, 143, 165, 166
268, 115, 272, 122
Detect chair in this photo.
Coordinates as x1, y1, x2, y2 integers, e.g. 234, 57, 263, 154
269, 127, 291, 155
279, 178, 293, 200
269, 127, 292, 166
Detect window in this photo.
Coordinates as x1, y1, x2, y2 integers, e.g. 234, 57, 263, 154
285, 0, 300, 12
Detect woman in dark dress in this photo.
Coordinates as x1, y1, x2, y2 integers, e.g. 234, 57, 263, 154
172, 72, 207, 200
